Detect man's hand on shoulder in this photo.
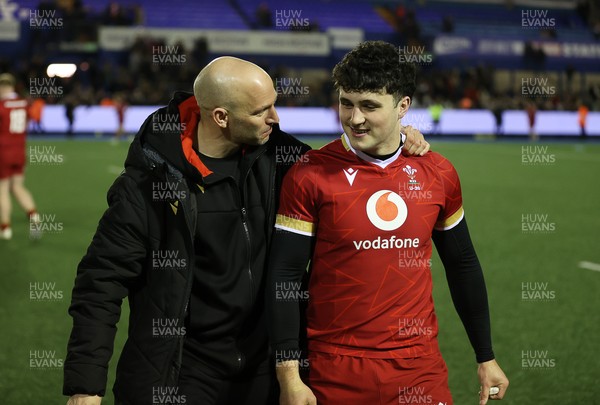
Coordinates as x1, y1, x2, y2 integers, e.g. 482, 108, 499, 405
67, 395, 102, 405
402, 125, 430, 156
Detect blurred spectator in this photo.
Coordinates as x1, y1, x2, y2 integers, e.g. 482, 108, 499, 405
442, 15, 454, 33
526, 101, 538, 141
428, 98, 443, 135
255, 2, 273, 28
102, 1, 133, 26
523, 41, 546, 70
578, 102, 589, 137
28, 98, 45, 133
64, 94, 76, 136
492, 97, 505, 136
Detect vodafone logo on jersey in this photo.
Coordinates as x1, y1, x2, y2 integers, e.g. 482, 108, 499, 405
365, 190, 408, 231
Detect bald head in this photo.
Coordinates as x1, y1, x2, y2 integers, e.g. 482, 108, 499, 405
193, 57, 273, 111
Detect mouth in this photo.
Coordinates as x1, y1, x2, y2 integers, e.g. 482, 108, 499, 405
263, 126, 273, 137
349, 126, 369, 137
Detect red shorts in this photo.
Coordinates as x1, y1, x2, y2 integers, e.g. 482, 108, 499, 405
308, 351, 452, 405
0, 146, 25, 179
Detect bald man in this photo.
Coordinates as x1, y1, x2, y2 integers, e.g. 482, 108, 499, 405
64, 57, 429, 405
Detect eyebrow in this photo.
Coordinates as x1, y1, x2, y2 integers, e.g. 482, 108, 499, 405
339, 97, 383, 106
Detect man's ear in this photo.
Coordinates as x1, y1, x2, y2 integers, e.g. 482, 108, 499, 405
212, 108, 228, 128
397, 96, 411, 120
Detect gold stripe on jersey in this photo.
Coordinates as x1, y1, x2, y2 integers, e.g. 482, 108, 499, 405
275, 214, 316, 236
341, 134, 351, 151
434, 205, 464, 231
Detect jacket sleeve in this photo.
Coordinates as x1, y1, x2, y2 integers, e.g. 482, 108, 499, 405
63, 173, 148, 396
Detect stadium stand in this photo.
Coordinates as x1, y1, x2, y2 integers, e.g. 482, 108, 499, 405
0, 0, 598, 135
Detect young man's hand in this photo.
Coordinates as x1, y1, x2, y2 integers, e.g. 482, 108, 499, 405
477, 359, 509, 404
67, 395, 102, 405
402, 125, 430, 156
276, 360, 317, 405
279, 379, 317, 405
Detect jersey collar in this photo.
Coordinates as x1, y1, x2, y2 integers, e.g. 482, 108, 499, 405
341, 132, 406, 169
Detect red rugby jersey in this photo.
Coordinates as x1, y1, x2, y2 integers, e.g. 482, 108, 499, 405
0, 94, 28, 149
275, 134, 464, 358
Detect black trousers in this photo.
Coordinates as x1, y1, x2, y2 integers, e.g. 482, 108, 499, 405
178, 352, 278, 405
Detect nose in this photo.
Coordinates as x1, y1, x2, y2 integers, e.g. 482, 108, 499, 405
267, 106, 279, 124
350, 107, 365, 126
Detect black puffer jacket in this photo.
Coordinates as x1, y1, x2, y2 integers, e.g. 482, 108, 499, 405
63, 92, 310, 404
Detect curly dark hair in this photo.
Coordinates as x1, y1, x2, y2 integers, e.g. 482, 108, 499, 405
332, 41, 416, 105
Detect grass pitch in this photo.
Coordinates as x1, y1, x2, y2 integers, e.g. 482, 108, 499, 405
1, 137, 598, 404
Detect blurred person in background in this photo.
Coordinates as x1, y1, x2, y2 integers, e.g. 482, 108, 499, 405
578, 101, 589, 138
0, 73, 40, 240
114, 92, 128, 142
525, 101, 538, 141
28, 97, 45, 133
428, 97, 443, 135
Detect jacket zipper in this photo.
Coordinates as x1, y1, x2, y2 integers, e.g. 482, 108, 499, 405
233, 148, 267, 372
161, 173, 194, 386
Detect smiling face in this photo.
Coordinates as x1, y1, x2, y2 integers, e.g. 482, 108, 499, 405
332, 41, 417, 156
339, 88, 410, 156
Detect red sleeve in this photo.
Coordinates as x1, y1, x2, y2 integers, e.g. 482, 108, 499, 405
432, 153, 464, 231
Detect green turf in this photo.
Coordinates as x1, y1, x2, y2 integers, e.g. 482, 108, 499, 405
1, 138, 598, 404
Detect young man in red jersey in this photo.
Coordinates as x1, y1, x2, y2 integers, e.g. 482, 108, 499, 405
0, 73, 40, 240
269, 41, 509, 405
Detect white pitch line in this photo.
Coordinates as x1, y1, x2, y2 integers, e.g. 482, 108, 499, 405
578, 261, 600, 272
